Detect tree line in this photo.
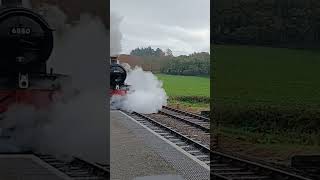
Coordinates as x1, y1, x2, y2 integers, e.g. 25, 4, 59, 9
212, 0, 320, 48
129, 47, 210, 76
130, 47, 173, 57
161, 52, 210, 76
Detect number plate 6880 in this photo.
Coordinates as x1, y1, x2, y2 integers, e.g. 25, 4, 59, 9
11, 27, 31, 35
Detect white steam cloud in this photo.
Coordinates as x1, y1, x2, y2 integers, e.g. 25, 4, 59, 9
40, 9, 108, 162
111, 65, 167, 114
110, 12, 167, 114
110, 12, 123, 55
0, 5, 108, 163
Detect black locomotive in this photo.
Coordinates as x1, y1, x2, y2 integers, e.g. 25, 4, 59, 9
0, 7, 53, 73
0, 3, 70, 112
110, 56, 128, 96
110, 56, 126, 89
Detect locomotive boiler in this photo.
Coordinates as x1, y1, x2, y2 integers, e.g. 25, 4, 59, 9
0, 2, 70, 113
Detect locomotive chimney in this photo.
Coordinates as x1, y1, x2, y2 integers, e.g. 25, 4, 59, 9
1, 0, 23, 7
110, 56, 119, 64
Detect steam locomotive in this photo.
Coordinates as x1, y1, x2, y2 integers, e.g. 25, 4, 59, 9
110, 56, 128, 96
0, 5, 70, 113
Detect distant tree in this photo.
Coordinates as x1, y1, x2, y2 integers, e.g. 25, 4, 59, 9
165, 48, 173, 57
130, 46, 166, 57
155, 48, 165, 57
162, 52, 210, 76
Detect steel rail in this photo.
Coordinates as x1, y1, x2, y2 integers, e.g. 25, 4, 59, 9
159, 110, 210, 132
162, 106, 210, 122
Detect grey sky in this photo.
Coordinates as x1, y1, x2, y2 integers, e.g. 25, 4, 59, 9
111, 0, 210, 56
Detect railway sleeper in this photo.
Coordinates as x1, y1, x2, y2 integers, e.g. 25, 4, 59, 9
183, 146, 200, 151
210, 160, 220, 165
180, 145, 192, 149
168, 138, 182, 142
66, 172, 93, 177
226, 175, 270, 180
163, 135, 175, 138
194, 154, 209, 158
197, 156, 210, 161
190, 151, 206, 156
158, 133, 169, 136
213, 168, 243, 172
74, 177, 105, 180
211, 164, 229, 167
75, 177, 105, 180
175, 142, 188, 146
217, 172, 256, 176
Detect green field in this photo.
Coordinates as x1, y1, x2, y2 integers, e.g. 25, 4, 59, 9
214, 45, 320, 106
214, 45, 320, 146
156, 74, 210, 109
157, 74, 209, 97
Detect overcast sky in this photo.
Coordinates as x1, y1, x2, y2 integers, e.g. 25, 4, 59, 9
111, 0, 210, 56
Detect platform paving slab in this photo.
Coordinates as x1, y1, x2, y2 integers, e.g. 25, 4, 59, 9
0, 154, 71, 180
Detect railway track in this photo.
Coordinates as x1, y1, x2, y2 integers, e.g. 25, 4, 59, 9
36, 154, 109, 180
145, 111, 210, 146
127, 111, 210, 169
162, 106, 210, 122
161, 106, 210, 132
211, 151, 313, 180
161, 106, 220, 148
125, 107, 313, 180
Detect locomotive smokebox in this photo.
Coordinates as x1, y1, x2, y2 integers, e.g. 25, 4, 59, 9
110, 56, 127, 88
0, 7, 53, 74
110, 56, 119, 64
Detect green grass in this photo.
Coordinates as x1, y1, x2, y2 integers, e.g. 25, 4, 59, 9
214, 45, 320, 106
221, 126, 320, 146
157, 74, 210, 97
213, 45, 320, 146
156, 74, 210, 109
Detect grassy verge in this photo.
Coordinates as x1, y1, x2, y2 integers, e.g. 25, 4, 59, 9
156, 74, 210, 112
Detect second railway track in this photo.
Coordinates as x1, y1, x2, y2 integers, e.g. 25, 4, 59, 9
160, 106, 210, 132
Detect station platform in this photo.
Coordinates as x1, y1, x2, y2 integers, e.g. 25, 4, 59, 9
0, 154, 70, 180
110, 110, 209, 180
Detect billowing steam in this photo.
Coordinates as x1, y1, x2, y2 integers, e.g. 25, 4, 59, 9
110, 12, 167, 114
111, 64, 168, 114
39, 9, 108, 162
110, 12, 123, 56
0, 5, 108, 163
